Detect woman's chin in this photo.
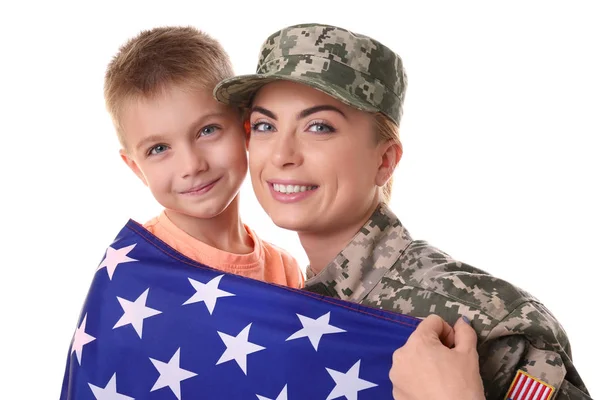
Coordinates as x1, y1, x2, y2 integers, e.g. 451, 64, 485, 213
269, 212, 314, 233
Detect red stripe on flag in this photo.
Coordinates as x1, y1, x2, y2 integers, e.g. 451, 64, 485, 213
541, 385, 552, 400
517, 376, 533, 399
532, 382, 545, 400
507, 372, 526, 399
525, 381, 539, 400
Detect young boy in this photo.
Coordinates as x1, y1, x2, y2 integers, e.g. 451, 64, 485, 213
104, 26, 303, 288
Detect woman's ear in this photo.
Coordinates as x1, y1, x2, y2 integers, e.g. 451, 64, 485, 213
375, 140, 403, 186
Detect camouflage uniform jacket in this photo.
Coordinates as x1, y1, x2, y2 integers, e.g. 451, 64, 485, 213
304, 204, 591, 400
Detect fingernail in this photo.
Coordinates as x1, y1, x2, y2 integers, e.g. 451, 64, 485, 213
462, 316, 470, 324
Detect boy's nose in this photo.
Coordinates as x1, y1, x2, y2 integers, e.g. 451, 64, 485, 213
180, 147, 208, 178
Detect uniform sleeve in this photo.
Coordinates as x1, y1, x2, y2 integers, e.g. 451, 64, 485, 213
478, 301, 592, 400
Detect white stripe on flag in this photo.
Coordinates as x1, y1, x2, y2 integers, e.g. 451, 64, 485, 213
524, 381, 538, 400
509, 373, 527, 399
517, 378, 532, 400
541, 386, 551, 400
531, 382, 544, 400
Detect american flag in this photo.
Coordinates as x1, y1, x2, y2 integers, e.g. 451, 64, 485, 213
60, 221, 419, 399
505, 370, 555, 400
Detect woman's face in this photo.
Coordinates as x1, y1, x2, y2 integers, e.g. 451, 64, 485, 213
248, 80, 391, 234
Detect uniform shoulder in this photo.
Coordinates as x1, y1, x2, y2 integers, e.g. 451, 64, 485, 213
395, 240, 570, 351
389, 239, 542, 322
491, 299, 571, 354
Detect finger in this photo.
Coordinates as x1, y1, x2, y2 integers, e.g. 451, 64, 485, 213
453, 316, 478, 353
416, 314, 455, 348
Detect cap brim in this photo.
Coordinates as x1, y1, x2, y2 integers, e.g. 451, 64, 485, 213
214, 73, 378, 113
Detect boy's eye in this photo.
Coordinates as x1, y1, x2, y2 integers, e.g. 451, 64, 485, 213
200, 125, 218, 136
307, 122, 334, 134
149, 144, 168, 155
251, 122, 275, 132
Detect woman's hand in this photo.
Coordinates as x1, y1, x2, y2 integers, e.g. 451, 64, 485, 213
389, 314, 485, 400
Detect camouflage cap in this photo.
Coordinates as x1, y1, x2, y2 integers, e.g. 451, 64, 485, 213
214, 23, 407, 126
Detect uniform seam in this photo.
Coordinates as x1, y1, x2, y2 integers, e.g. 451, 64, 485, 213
382, 268, 545, 327
479, 299, 567, 356
480, 299, 534, 343
360, 240, 410, 302
390, 241, 540, 324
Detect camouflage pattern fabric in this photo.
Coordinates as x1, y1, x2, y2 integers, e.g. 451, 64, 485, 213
304, 204, 592, 400
214, 23, 406, 126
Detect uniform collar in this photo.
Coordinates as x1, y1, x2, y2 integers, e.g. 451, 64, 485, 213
304, 203, 412, 302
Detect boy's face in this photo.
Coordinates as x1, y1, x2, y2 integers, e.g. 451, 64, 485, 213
119, 84, 247, 220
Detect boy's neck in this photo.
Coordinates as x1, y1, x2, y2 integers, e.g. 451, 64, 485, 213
164, 196, 253, 254
299, 200, 380, 276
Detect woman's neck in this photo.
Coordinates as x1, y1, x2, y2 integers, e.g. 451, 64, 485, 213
299, 199, 381, 275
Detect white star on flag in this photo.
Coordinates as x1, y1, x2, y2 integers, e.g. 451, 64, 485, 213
256, 384, 288, 400
150, 348, 197, 400
286, 312, 346, 350
97, 244, 138, 280
183, 274, 235, 314
217, 323, 266, 375
113, 288, 162, 338
88, 373, 133, 400
71, 313, 96, 365
325, 360, 378, 400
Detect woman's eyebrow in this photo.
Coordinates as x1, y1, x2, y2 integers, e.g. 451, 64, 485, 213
298, 105, 347, 120
250, 104, 347, 120
250, 106, 277, 120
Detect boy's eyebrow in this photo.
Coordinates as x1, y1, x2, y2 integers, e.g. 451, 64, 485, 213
135, 135, 166, 152
134, 112, 229, 152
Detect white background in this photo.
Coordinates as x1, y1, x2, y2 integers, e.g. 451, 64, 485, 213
1, 1, 598, 398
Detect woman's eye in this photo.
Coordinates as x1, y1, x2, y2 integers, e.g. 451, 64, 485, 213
251, 122, 275, 132
307, 123, 334, 133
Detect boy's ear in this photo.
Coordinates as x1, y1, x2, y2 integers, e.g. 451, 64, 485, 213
375, 140, 403, 187
119, 149, 148, 186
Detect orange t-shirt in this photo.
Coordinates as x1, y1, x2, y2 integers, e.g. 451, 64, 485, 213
144, 212, 304, 288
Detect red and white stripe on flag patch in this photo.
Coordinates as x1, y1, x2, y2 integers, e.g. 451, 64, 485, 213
505, 370, 555, 400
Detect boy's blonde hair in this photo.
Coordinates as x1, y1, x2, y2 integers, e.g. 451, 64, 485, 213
104, 26, 234, 146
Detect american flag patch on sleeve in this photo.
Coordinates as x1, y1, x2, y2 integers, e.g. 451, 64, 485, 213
505, 369, 555, 400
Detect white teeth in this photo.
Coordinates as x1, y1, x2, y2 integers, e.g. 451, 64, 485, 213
272, 184, 317, 194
